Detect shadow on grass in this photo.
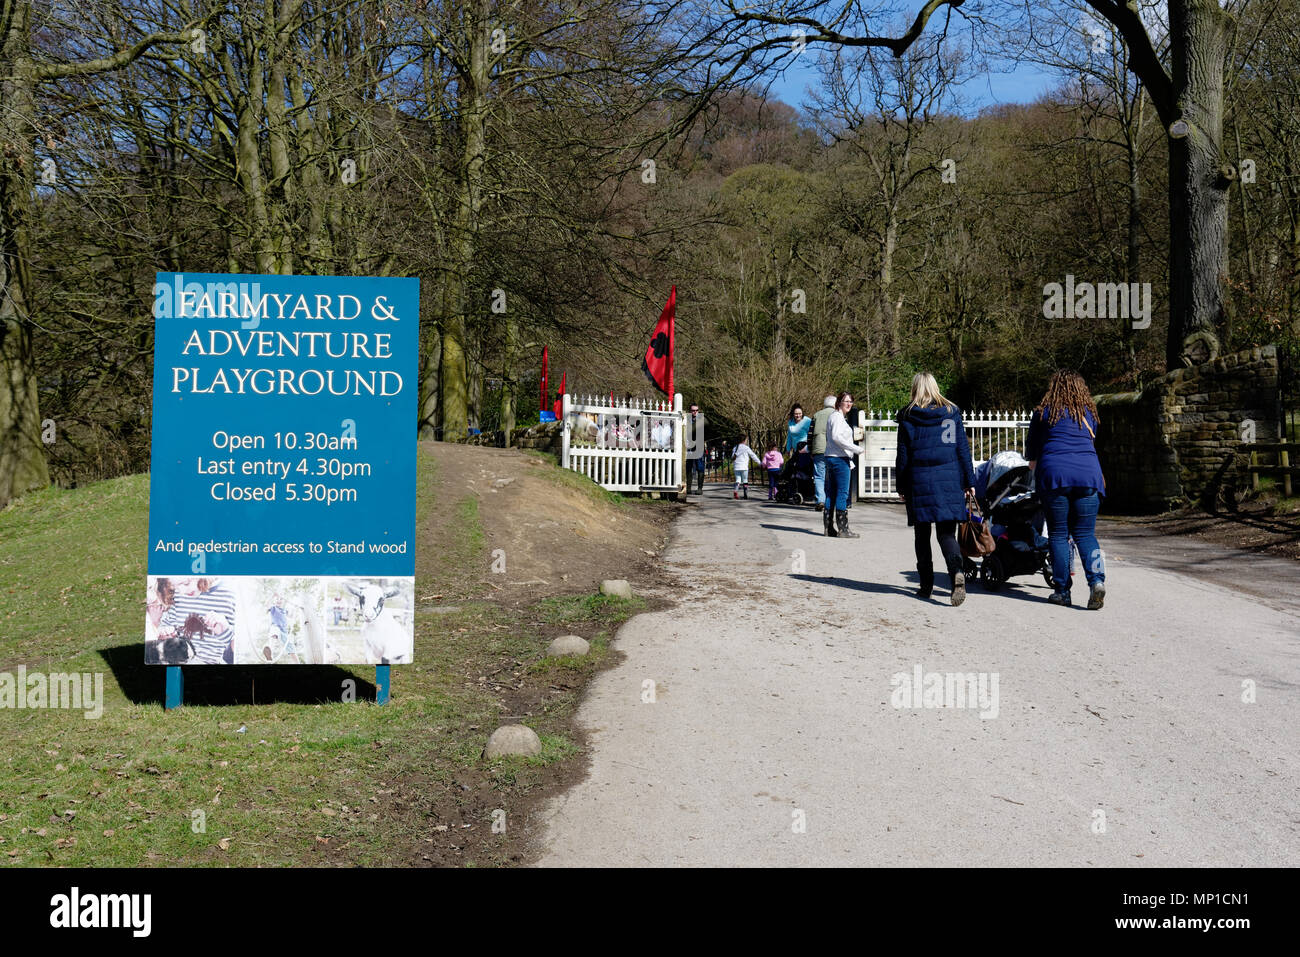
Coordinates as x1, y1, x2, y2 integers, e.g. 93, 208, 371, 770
99, 644, 376, 707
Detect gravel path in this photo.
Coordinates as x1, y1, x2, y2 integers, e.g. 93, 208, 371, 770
536, 486, 1300, 866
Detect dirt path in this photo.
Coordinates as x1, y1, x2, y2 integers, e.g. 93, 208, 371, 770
534, 485, 1300, 866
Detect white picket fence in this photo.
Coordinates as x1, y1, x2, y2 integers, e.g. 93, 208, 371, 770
858, 410, 1032, 499
561, 393, 684, 492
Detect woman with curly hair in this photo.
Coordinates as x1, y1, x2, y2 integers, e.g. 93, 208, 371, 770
1026, 371, 1107, 609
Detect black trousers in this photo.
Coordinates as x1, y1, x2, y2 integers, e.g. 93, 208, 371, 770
914, 521, 961, 571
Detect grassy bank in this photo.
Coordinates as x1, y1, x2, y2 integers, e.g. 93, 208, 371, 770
0, 446, 653, 866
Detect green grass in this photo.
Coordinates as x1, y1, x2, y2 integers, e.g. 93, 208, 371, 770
486, 733, 581, 784
524, 594, 643, 682
0, 475, 147, 669
457, 497, 485, 552
520, 449, 626, 507
0, 448, 647, 867
535, 592, 645, 625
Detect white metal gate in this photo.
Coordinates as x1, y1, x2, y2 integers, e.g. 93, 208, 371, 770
858, 410, 1031, 499
560, 393, 684, 492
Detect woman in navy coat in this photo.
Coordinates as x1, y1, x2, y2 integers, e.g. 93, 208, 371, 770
895, 373, 976, 606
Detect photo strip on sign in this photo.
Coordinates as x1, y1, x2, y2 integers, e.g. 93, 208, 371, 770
145, 273, 419, 666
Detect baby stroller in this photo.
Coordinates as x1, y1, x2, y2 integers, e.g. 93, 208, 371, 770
965, 451, 1058, 591
776, 442, 817, 506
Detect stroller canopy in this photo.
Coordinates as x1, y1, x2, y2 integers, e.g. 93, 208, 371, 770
976, 450, 1036, 509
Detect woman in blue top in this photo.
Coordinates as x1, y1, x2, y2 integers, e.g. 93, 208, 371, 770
785, 403, 811, 455
895, 373, 976, 606
1026, 371, 1106, 609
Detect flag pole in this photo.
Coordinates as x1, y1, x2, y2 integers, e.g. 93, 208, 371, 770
668, 285, 675, 401
540, 345, 549, 418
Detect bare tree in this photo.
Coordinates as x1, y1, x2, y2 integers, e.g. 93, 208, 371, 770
808, 30, 969, 356
0, 0, 201, 506
721, 0, 1266, 369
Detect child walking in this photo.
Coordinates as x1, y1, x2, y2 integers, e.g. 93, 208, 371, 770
732, 435, 761, 499
761, 442, 784, 500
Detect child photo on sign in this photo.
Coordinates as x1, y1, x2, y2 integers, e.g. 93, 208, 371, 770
146, 576, 237, 665
238, 577, 327, 665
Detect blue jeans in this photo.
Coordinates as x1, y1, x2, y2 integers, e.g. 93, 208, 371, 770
1042, 486, 1104, 597
824, 456, 851, 511
812, 454, 826, 504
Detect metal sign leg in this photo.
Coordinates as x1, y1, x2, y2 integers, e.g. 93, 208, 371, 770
164, 666, 184, 710
375, 665, 390, 705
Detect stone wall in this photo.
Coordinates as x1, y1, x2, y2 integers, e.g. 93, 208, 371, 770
1094, 345, 1280, 511
465, 420, 564, 456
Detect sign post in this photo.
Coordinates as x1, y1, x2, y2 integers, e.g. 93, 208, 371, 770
165, 666, 183, 711
145, 273, 420, 705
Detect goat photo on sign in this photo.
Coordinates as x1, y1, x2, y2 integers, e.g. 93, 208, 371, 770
322, 579, 414, 665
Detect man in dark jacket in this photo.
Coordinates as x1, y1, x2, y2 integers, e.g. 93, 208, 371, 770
685, 403, 706, 494
895, 374, 977, 606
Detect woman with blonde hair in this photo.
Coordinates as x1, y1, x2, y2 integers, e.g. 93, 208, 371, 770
1026, 371, 1107, 609
895, 373, 976, 605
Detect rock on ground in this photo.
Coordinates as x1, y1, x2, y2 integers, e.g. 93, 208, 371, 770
600, 579, 633, 599
484, 725, 542, 758
547, 635, 591, 657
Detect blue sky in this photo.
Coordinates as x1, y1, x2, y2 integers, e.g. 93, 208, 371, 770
766, 57, 1062, 115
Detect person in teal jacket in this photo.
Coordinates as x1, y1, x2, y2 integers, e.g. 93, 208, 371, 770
785, 404, 811, 454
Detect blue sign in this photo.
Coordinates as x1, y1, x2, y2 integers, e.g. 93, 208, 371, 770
144, 273, 419, 666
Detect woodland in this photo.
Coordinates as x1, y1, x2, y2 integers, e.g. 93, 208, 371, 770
2, 0, 1297, 497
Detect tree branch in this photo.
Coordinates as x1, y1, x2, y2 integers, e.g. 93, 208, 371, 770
1083, 0, 1174, 125
728, 0, 967, 57
34, 26, 200, 82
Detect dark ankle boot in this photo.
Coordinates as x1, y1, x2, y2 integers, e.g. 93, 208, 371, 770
947, 559, 966, 607
917, 563, 934, 599
824, 507, 837, 537
835, 511, 859, 538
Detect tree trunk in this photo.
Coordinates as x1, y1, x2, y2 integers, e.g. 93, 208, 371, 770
881, 210, 899, 355
1166, 0, 1232, 368
1123, 102, 1143, 386
439, 279, 468, 439
468, 338, 482, 432
418, 325, 442, 438
0, 1, 50, 505
0, 282, 47, 506
499, 316, 517, 447
439, 0, 488, 441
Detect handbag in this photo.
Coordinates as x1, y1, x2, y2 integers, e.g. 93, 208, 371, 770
958, 491, 996, 558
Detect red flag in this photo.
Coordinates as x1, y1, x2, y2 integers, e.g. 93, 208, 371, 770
552, 373, 566, 418
540, 346, 549, 413
641, 286, 675, 397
